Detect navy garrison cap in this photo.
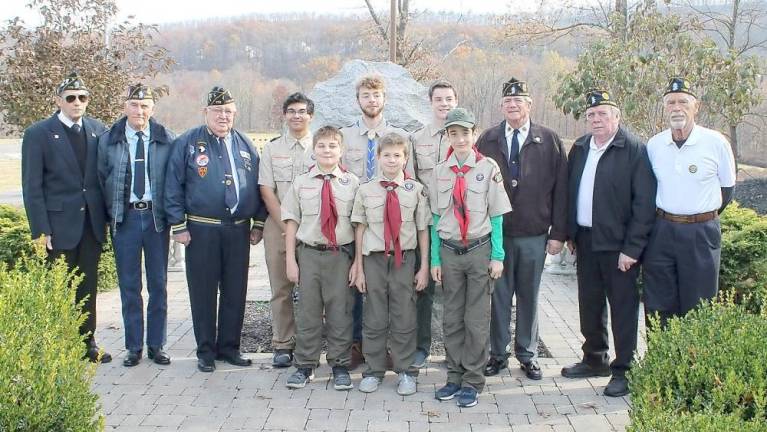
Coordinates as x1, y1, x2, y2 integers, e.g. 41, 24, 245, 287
207, 86, 235, 106
502, 78, 529, 97
664, 77, 696, 98
57, 71, 89, 95
585, 89, 618, 109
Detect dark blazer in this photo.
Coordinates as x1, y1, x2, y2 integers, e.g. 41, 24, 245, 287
476, 120, 568, 240
22, 113, 108, 249
567, 126, 657, 259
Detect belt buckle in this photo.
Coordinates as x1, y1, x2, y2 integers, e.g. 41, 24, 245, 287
134, 201, 149, 210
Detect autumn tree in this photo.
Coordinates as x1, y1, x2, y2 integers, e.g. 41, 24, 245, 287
0, 0, 174, 133
553, 1, 762, 152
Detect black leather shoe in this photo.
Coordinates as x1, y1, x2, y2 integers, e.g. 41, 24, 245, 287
272, 349, 293, 368
86, 346, 112, 364
216, 352, 252, 367
604, 375, 630, 397
520, 360, 543, 380
483, 357, 508, 376
197, 358, 215, 372
122, 350, 142, 367
147, 347, 171, 365
561, 361, 611, 378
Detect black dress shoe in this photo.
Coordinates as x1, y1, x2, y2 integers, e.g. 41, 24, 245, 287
483, 357, 508, 376
86, 346, 113, 364
216, 352, 252, 367
122, 350, 142, 367
520, 360, 543, 380
197, 358, 216, 372
561, 361, 611, 378
604, 375, 630, 397
147, 347, 171, 365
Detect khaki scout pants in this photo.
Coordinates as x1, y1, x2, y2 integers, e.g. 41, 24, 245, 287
264, 216, 295, 350
440, 242, 492, 392
294, 245, 354, 369
362, 251, 419, 379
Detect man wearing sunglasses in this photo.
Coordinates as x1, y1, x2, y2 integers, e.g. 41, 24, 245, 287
22, 71, 111, 363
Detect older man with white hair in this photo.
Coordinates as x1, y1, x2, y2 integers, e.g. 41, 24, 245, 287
561, 90, 656, 397
644, 77, 736, 327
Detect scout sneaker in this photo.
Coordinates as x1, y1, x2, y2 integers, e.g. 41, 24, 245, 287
332, 366, 353, 390
286, 368, 313, 389
397, 373, 417, 396
358, 376, 381, 393
435, 382, 462, 401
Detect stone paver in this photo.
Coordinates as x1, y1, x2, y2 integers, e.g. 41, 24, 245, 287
93, 245, 642, 431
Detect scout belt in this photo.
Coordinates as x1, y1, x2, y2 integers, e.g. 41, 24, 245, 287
187, 214, 250, 226
299, 241, 354, 258
441, 234, 491, 255
656, 209, 717, 224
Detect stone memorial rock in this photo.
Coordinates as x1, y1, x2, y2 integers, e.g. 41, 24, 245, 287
309, 59, 431, 132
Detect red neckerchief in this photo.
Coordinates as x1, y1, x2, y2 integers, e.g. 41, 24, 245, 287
316, 172, 338, 249
379, 172, 410, 268
446, 147, 484, 246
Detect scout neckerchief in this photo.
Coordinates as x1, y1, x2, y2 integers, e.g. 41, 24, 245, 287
380, 172, 410, 268
316, 169, 339, 249
446, 146, 484, 246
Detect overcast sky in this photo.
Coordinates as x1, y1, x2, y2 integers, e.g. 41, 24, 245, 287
3, 0, 518, 25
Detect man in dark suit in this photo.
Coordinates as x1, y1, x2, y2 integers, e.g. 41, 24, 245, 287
476, 78, 568, 380
561, 90, 656, 397
22, 71, 111, 363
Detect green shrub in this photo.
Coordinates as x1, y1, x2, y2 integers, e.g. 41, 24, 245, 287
0, 204, 117, 292
629, 301, 767, 431
0, 259, 103, 431
719, 202, 767, 313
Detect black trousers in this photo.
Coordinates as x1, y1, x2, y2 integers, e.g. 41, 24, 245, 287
575, 228, 640, 376
643, 217, 721, 323
47, 215, 102, 347
185, 222, 250, 362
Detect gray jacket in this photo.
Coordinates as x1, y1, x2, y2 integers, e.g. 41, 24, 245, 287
97, 117, 175, 232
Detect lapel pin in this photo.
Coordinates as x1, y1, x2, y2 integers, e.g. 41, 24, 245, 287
53, 134, 59, 139
534, 136, 541, 143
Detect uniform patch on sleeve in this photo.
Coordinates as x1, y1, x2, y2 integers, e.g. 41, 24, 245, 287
493, 172, 503, 183
404, 181, 415, 191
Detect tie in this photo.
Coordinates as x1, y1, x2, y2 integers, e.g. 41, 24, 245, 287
450, 164, 473, 246
380, 181, 403, 268
133, 131, 146, 200
509, 129, 520, 180
366, 135, 376, 180
71, 123, 81, 133
218, 137, 238, 211
317, 174, 338, 248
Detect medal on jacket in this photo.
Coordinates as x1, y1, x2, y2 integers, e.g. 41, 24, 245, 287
198, 166, 207, 177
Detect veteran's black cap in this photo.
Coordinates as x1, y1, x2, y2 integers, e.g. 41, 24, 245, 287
502, 77, 529, 97
207, 86, 235, 106
585, 89, 618, 109
664, 77, 696, 98
57, 71, 89, 95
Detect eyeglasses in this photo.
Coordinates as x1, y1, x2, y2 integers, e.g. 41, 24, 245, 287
286, 109, 309, 116
65, 94, 89, 103
208, 107, 236, 117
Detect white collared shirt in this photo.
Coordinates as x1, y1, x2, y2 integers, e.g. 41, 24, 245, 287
125, 122, 152, 202
647, 124, 736, 215
57, 111, 82, 130
505, 119, 530, 156
576, 134, 615, 227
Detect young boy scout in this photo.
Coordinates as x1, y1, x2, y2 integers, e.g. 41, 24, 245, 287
281, 126, 360, 391
259, 92, 316, 368
351, 132, 430, 396
430, 108, 512, 408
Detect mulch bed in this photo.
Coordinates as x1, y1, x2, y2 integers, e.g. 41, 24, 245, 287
735, 178, 767, 215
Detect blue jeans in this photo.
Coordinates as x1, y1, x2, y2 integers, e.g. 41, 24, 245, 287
113, 208, 169, 352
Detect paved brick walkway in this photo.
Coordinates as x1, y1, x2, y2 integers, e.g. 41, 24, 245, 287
93, 245, 644, 431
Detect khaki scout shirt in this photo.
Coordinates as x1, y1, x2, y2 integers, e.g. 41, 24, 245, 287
340, 116, 414, 182
258, 133, 314, 201
351, 172, 431, 255
411, 122, 449, 194
281, 165, 359, 246
429, 151, 512, 242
